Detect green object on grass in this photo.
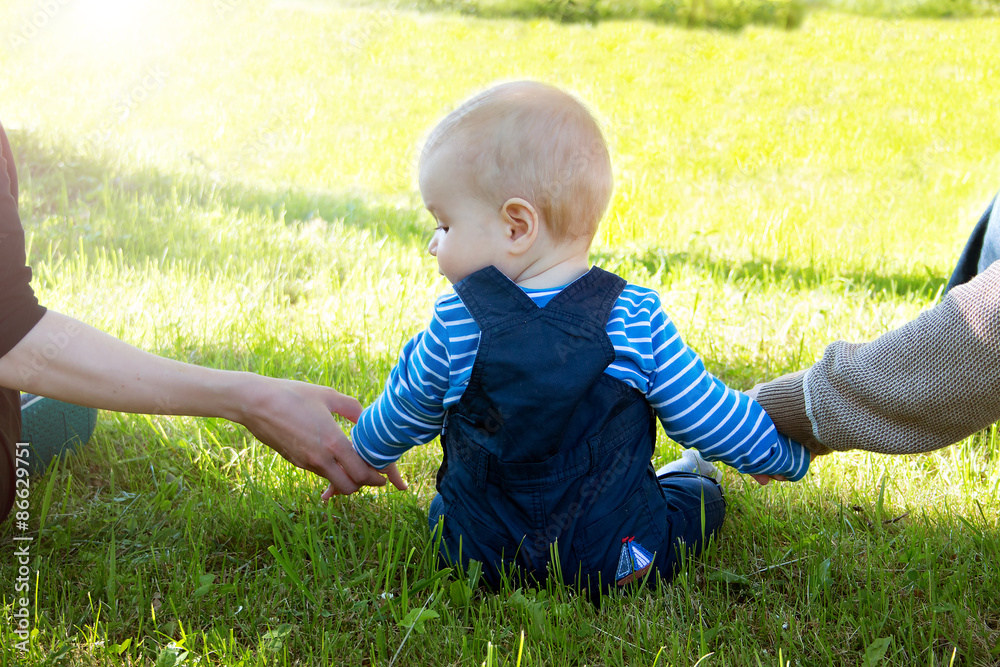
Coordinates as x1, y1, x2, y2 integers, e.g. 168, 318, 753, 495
20, 394, 98, 475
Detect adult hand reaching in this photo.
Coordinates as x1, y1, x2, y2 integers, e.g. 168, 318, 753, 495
0, 119, 403, 524
0, 311, 407, 497
230, 375, 408, 496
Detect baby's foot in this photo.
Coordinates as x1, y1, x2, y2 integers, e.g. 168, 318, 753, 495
656, 448, 723, 483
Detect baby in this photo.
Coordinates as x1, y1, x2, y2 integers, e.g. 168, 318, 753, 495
351, 81, 809, 595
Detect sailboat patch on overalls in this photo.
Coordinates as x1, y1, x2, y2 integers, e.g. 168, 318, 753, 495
615, 536, 654, 586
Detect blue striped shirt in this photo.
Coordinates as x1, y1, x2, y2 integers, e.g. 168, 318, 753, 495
352, 281, 810, 481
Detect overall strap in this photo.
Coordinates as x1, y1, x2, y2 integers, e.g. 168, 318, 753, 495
455, 265, 626, 332
545, 266, 626, 330
453, 266, 539, 330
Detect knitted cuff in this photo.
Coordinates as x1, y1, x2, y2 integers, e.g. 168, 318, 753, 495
755, 370, 832, 456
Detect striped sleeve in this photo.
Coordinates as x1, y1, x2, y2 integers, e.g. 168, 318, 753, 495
351, 298, 453, 469
638, 290, 810, 481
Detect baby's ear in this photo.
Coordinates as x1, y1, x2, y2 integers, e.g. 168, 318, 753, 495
501, 197, 539, 252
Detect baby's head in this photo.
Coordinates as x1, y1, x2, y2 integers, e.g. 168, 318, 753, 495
419, 81, 613, 284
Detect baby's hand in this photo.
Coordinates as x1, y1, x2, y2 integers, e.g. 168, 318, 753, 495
382, 463, 407, 491
750, 473, 786, 486
750, 451, 815, 486
321, 462, 407, 499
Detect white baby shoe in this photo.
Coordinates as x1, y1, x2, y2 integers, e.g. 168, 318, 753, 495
656, 448, 723, 483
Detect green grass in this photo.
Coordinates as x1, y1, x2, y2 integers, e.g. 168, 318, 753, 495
1, 1, 1000, 664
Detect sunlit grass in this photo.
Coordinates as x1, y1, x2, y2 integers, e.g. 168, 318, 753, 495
0, 1, 998, 664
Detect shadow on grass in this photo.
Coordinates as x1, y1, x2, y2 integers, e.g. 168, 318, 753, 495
592, 245, 950, 301
9, 127, 430, 251
337, 0, 998, 29
12, 126, 951, 303
413, 0, 805, 28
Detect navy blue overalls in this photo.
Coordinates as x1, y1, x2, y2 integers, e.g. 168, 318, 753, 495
427, 266, 726, 597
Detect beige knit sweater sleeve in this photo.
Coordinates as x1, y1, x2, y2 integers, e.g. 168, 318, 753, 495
755, 261, 1000, 455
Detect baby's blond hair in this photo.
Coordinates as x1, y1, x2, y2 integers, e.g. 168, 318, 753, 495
421, 81, 613, 243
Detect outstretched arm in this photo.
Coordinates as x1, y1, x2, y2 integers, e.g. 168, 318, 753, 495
0, 310, 405, 495
351, 303, 453, 470
753, 261, 1000, 456
636, 292, 810, 480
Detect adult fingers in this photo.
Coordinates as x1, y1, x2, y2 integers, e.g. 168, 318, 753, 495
317, 460, 365, 499
321, 481, 348, 500
322, 386, 363, 423
327, 448, 385, 490
301, 386, 383, 488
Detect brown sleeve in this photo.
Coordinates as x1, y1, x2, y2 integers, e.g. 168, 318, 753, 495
757, 262, 1000, 455
754, 370, 831, 455
0, 121, 47, 360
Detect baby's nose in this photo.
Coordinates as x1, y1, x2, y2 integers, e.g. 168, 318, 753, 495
428, 235, 438, 256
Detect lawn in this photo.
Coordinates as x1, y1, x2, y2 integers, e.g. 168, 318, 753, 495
0, 0, 999, 664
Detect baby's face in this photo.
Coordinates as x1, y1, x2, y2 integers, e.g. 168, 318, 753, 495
419, 146, 509, 284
